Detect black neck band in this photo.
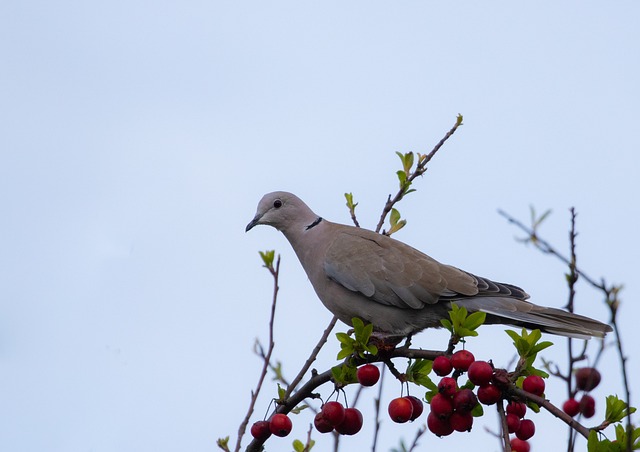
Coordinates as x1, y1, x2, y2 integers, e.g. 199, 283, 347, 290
305, 217, 323, 230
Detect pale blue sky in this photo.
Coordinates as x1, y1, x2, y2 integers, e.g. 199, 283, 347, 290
1, 1, 638, 451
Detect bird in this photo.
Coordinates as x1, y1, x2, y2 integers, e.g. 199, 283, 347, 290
246, 191, 612, 340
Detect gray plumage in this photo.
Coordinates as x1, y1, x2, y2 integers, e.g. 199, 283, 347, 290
246, 191, 612, 340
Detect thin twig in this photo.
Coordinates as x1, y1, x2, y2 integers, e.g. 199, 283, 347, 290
406, 425, 426, 452
371, 365, 385, 452
496, 401, 511, 452
234, 256, 281, 452
511, 387, 591, 439
374, 116, 463, 233
285, 316, 339, 399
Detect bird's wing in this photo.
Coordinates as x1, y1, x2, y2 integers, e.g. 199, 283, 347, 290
323, 228, 480, 309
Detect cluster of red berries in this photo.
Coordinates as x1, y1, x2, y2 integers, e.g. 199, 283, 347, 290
250, 413, 293, 440
505, 400, 534, 450
427, 351, 481, 436
314, 401, 364, 435
562, 367, 601, 419
359, 364, 426, 425
313, 364, 381, 436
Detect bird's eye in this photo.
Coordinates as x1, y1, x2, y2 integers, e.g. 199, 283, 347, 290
273, 199, 283, 208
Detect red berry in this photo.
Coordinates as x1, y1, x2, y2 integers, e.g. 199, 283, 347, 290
580, 395, 596, 418
522, 375, 545, 396
562, 398, 581, 417
427, 412, 454, 436
515, 419, 536, 441
430, 393, 454, 420
506, 401, 527, 419
575, 367, 602, 391
438, 377, 458, 397
451, 350, 475, 371
468, 360, 493, 386
510, 437, 531, 452
314, 412, 333, 433
357, 364, 380, 387
453, 388, 478, 413
433, 355, 453, 376
321, 401, 345, 426
334, 408, 363, 435
506, 413, 521, 433
450, 411, 474, 432
406, 396, 424, 421
250, 420, 272, 440
269, 413, 293, 437
477, 384, 501, 405
388, 397, 414, 423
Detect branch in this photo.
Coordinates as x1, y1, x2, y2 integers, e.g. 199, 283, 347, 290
234, 256, 281, 452
285, 316, 338, 400
374, 115, 463, 233
511, 387, 591, 439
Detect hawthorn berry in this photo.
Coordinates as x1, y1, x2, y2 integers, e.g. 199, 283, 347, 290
510, 437, 531, 452
406, 396, 424, 420
477, 384, 501, 405
389, 397, 414, 423
451, 350, 475, 371
314, 412, 334, 433
357, 364, 380, 387
250, 420, 272, 440
321, 401, 345, 426
430, 393, 454, 420
468, 360, 493, 386
515, 419, 536, 441
269, 413, 293, 437
433, 355, 453, 376
427, 412, 454, 437
575, 367, 602, 391
450, 410, 474, 432
506, 413, 521, 433
453, 388, 478, 413
438, 377, 458, 397
335, 408, 363, 435
563, 398, 581, 417
580, 395, 596, 418
506, 401, 527, 419
522, 375, 545, 396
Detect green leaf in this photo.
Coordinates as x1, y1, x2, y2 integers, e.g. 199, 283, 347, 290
465, 312, 487, 330
277, 383, 286, 401
290, 404, 308, 415
443, 303, 485, 338
396, 170, 407, 186
216, 436, 230, 450
259, 250, 275, 268
331, 363, 358, 385
605, 395, 637, 423
344, 192, 357, 210
293, 439, 304, 452
406, 359, 436, 389
390, 208, 401, 226
471, 402, 484, 417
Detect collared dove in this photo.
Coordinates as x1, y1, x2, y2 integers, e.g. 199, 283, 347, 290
246, 191, 612, 340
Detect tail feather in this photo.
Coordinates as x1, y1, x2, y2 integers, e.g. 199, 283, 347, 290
457, 297, 612, 339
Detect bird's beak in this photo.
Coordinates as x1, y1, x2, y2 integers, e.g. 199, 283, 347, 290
245, 214, 261, 232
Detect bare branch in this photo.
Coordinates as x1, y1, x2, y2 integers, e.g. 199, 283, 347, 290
235, 256, 281, 452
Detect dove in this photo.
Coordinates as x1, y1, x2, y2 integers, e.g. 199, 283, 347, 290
246, 191, 612, 340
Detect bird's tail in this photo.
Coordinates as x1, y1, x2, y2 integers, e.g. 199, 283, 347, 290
457, 297, 612, 339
